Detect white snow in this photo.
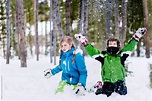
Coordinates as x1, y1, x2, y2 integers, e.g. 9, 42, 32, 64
0, 55, 152, 101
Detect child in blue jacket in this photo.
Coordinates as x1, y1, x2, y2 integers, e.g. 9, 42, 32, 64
44, 36, 87, 95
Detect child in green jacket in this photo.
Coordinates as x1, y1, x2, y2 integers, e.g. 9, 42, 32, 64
74, 28, 147, 97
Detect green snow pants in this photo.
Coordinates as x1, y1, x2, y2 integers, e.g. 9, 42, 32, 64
55, 80, 78, 94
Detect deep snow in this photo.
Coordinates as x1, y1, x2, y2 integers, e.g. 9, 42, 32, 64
0, 55, 152, 101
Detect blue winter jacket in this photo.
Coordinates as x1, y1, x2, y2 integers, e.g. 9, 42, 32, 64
51, 47, 87, 87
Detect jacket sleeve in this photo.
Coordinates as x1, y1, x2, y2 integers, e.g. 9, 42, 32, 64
51, 65, 62, 75
120, 38, 138, 56
84, 44, 105, 63
75, 53, 87, 87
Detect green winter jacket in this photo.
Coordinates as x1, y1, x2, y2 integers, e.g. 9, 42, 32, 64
84, 38, 138, 83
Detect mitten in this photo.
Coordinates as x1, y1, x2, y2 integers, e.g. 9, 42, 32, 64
74, 34, 88, 46
133, 28, 147, 41
75, 83, 85, 96
44, 68, 52, 79
94, 81, 102, 88
88, 81, 102, 93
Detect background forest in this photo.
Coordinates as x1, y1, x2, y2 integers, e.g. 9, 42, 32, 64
0, 0, 152, 67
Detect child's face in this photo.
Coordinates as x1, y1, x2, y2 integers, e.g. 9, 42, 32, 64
61, 41, 72, 52
108, 41, 117, 47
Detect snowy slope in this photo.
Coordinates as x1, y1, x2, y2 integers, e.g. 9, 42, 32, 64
0, 56, 152, 101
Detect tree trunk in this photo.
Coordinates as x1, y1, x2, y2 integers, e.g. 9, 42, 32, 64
45, 21, 48, 55
143, 0, 150, 58
114, 0, 120, 39
53, 0, 57, 65
121, 0, 128, 47
28, 30, 33, 56
105, 0, 112, 40
16, 0, 27, 67
2, 37, 6, 58
83, 0, 88, 36
65, 0, 71, 36
77, 0, 84, 52
49, 0, 53, 63
54, 0, 63, 39
6, 0, 10, 64
35, 0, 39, 61
136, 42, 141, 57
94, 0, 104, 14
77, 0, 84, 49
11, 19, 18, 56
78, 0, 84, 35
82, 0, 88, 56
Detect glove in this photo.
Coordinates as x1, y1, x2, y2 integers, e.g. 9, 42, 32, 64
44, 68, 52, 79
75, 83, 85, 96
94, 81, 102, 89
74, 34, 88, 46
88, 81, 102, 93
133, 28, 147, 41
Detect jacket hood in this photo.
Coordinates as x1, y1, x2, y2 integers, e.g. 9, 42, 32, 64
74, 48, 83, 55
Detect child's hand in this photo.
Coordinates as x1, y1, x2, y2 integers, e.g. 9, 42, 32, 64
44, 69, 52, 79
133, 28, 147, 41
74, 34, 88, 46
88, 81, 102, 93
75, 83, 85, 96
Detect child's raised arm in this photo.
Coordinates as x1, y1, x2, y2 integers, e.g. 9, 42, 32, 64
120, 28, 147, 55
74, 34, 102, 56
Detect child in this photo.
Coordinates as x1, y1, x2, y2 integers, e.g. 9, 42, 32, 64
44, 36, 87, 95
74, 28, 147, 97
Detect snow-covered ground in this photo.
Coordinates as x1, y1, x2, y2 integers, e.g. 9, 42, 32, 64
0, 55, 152, 101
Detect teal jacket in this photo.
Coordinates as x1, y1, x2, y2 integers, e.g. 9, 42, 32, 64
51, 47, 87, 87
84, 38, 138, 83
